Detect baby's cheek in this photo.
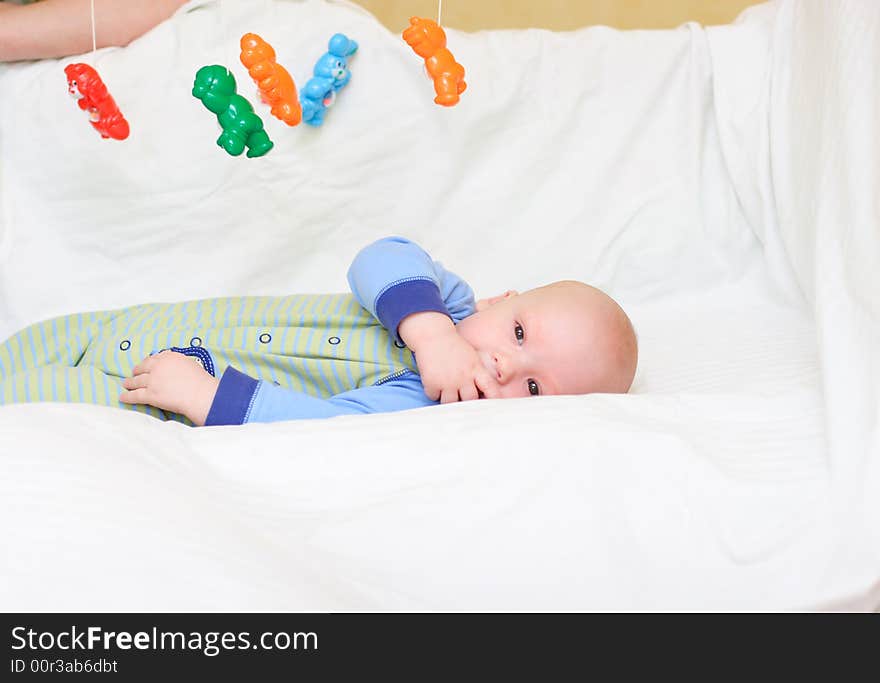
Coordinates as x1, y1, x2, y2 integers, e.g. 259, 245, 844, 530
497, 384, 525, 400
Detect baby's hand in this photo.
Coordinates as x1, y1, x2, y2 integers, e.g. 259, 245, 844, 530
399, 311, 499, 404
119, 350, 220, 426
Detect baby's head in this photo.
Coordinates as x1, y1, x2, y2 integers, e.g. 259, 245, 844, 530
455, 280, 637, 398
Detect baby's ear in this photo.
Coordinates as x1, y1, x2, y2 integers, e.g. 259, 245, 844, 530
475, 289, 518, 312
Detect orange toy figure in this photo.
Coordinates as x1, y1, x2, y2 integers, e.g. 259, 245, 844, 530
239, 33, 302, 126
64, 63, 130, 140
402, 16, 466, 107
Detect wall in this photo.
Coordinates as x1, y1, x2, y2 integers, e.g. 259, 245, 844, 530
352, 0, 766, 31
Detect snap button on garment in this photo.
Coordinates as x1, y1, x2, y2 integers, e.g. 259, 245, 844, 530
190, 336, 202, 347
393, 340, 406, 349
259, 333, 272, 344
119, 340, 131, 351
328, 336, 341, 345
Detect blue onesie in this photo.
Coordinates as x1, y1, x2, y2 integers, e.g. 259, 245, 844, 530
0, 237, 477, 425
207, 236, 476, 424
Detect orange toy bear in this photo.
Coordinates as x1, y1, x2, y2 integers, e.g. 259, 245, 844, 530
402, 16, 466, 107
64, 63, 130, 140
239, 33, 302, 126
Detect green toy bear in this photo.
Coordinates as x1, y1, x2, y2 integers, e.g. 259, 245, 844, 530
192, 65, 274, 158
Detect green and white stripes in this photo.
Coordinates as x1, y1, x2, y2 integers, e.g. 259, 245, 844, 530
0, 294, 416, 422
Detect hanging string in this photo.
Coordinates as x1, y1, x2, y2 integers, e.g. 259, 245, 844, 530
437, 0, 442, 26
220, 0, 227, 74
89, 0, 97, 56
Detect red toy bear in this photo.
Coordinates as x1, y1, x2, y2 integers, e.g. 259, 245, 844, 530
64, 63, 130, 140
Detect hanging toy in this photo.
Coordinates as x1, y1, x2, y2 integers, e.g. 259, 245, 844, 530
402, 16, 466, 106
191, 65, 274, 158
64, 63, 130, 140
63, 0, 129, 139
299, 33, 358, 127
239, 33, 302, 126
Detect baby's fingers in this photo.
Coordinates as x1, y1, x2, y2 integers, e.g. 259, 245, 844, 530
439, 388, 460, 405
422, 382, 441, 402
122, 374, 149, 391
118, 387, 151, 405
474, 370, 501, 399
131, 355, 156, 376
458, 382, 479, 402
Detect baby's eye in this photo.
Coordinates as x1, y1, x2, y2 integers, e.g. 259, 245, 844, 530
514, 323, 524, 344
527, 379, 540, 396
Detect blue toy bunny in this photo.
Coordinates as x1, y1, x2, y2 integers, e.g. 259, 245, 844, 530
299, 33, 358, 126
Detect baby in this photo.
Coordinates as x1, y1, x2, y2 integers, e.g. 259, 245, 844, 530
0, 237, 637, 426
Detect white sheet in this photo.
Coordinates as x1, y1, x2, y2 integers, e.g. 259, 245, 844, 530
0, 0, 877, 610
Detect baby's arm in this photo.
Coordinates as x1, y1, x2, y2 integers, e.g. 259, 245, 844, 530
119, 350, 436, 426
203, 367, 435, 425
347, 236, 499, 402
347, 236, 466, 339
0, 0, 186, 62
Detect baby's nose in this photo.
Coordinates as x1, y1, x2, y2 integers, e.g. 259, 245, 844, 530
492, 353, 510, 383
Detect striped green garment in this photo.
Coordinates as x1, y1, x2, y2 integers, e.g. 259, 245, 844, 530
0, 294, 417, 424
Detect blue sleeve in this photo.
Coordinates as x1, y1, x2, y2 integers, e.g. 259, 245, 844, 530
346, 236, 476, 343
204, 367, 436, 426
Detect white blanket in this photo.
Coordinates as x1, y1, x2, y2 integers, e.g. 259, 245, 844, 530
0, 0, 877, 610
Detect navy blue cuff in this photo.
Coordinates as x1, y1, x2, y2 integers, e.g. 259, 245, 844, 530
375, 279, 450, 344
204, 367, 259, 426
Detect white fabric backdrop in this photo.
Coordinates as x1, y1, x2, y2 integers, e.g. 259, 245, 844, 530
0, 0, 876, 610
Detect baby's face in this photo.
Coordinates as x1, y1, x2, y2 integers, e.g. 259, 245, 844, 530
454, 281, 637, 399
